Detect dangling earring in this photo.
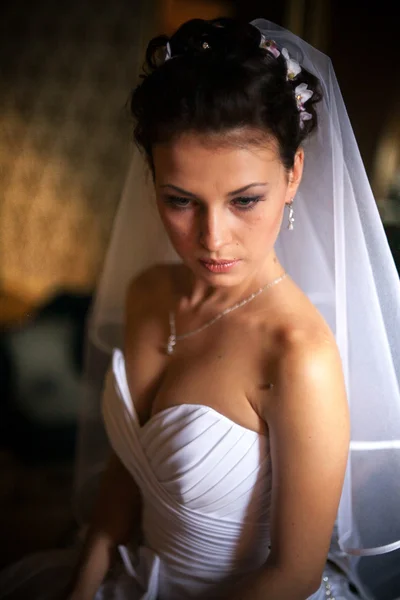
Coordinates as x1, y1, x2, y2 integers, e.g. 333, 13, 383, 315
287, 200, 295, 230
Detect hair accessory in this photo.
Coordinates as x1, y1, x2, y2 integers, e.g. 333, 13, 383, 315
259, 35, 280, 58
165, 42, 172, 61
295, 83, 313, 129
259, 37, 311, 127
282, 48, 302, 80
164, 40, 210, 63
260, 36, 301, 79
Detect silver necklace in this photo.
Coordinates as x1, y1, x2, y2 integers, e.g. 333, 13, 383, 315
166, 272, 288, 355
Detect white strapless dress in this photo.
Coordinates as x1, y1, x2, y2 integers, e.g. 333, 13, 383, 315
0, 348, 371, 600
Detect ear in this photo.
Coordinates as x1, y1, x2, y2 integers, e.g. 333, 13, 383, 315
286, 148, 304, 201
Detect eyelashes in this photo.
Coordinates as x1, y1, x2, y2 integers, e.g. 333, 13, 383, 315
233, 196, 263, 210
164, 195, 264, 211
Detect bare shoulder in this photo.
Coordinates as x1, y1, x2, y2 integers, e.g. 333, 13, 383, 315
262, 294, 348, 422
126, 264, 171, 303
124, 262, 190, 359
277, 316, 342, 384
125, 263, 186, 315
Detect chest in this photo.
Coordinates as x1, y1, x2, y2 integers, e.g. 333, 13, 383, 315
125, 314, 276, 435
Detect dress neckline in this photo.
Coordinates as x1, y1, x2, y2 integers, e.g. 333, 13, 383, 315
113, 348, 267, 438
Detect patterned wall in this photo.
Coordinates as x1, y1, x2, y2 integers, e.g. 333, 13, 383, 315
0, 0, 153, 306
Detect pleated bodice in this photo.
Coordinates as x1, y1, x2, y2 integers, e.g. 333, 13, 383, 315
103, 349, 272, 599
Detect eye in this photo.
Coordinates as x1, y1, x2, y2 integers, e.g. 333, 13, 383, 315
232, 196, 263, 211
164, 195, 192, 210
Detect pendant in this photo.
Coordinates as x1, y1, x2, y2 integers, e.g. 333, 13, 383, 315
167, 334, 176, 355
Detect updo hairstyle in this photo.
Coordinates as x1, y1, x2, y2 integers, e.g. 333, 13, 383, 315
130, 18, 322, 174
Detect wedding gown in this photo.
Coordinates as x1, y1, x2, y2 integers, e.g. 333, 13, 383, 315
0, 348, 372, 599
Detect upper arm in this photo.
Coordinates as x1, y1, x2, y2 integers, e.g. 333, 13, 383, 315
91, 451, 142, 545
262, 329, 350, 587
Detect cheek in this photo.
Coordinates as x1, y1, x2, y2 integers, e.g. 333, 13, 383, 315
269, 204, 285, 234
264, 187, 287, 233
159, 209, 197, 250
246, 203, 285, 250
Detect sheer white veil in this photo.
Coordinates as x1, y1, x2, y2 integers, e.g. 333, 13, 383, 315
73, 16, 400, 579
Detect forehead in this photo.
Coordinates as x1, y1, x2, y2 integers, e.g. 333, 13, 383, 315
153, 132, 283, 190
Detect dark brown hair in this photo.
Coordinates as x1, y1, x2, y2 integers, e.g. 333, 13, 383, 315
130, 18, 322, 173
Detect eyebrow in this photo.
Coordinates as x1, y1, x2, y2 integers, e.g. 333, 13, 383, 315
159, 183, 268, 197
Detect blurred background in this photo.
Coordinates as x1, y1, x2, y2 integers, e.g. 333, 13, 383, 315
0, 0, 399, 596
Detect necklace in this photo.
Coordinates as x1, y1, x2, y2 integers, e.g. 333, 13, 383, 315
166, 272, 288, 355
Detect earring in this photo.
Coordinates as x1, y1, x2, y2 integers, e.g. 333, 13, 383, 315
287, 200, 295, 230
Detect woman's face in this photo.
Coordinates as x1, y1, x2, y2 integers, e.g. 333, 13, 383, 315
153, 131, 303, 286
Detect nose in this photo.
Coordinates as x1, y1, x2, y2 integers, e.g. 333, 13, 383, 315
198, 207, 230, 252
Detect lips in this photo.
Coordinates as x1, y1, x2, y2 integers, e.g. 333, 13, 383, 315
200, 259, 238, 265
199, 258, 241, 273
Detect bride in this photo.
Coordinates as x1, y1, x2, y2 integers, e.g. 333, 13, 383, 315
1, 16, 400, 600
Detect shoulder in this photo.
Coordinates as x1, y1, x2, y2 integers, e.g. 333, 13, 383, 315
124, 262, 190, 350
257, 276, 342, 383
125, 263, 184, 314
126, 264, 171, 299
123, 265, 171, 348
278, 321, 343, 386
263, 317, 348, 424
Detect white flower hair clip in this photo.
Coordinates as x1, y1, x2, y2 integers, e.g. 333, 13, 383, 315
259, 37, 313, 129
259, 38, 301, 80
295, 83, 313, 129
282, 48, 302, 80
260, 35, 281, 59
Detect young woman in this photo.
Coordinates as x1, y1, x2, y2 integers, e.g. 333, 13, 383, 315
1, 17, 399, 600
